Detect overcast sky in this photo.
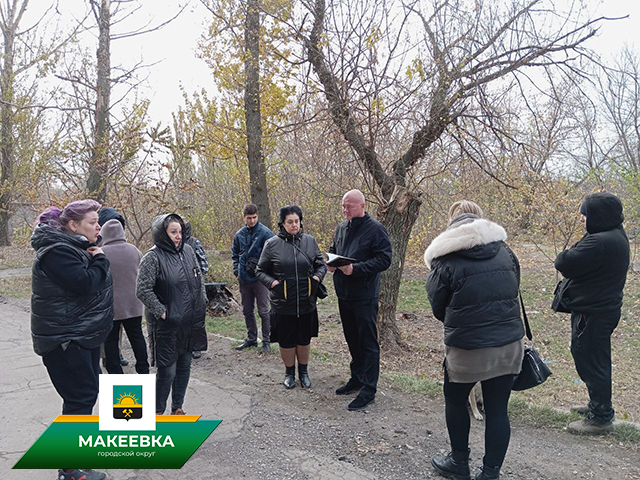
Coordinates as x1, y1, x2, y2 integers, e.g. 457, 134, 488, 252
22, 0, 640, 127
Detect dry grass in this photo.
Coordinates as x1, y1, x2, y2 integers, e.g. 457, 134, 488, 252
0, 245, 33, 270
315, 243, 640, 425
3, 244, 639, 426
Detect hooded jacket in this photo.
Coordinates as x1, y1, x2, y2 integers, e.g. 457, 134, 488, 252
256, 228, 326, 316
555, 193, 630, 314
100, 219, 144, 320
425, 215, 524, 349
30, 224, 113, 356
232, 221, 274, 283
329, 213, 392, 301
136, 214, 207, 367
98, 207, 125, 228
183, 220, 209, 274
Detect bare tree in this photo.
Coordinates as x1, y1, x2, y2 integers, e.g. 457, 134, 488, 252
0, 0, 80, 245
199, 0, 297, 228
599, 47, 640, 174
300, 0, 607, 346
55, 0, 185, 203
86, 0, 111, 202
244, 0, 271, 226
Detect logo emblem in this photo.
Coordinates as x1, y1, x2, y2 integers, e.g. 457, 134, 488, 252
113, 385, 142, 421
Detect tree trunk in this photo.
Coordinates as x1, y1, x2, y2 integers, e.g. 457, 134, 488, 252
376, 186, 422, 348
88, 0, 111, 203
244, 0, 271, 229
0, 15, 16, 246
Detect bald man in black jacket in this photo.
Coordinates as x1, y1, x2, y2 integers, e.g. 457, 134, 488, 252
329, 189, 392, 411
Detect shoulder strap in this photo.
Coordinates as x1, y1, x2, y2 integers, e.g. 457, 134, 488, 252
244, 228, 261, 256
291, 239, 314, 272
503, 242, 533, 342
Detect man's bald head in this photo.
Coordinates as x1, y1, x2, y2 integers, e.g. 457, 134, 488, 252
342, 189, 366, 221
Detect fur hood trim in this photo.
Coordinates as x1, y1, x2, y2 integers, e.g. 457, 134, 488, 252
424, 219, 507, 269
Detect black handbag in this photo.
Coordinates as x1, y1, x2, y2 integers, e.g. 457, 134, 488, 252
316, 281, 329, 299
551, 278, 571, 313
512, 293, 552, 391
503, 244, 552, 390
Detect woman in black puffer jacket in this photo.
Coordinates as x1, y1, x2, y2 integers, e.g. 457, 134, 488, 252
425, 201, 524, 480
31, 200, 113, 480
136, 214, 207, 415
256, 205, 326, 389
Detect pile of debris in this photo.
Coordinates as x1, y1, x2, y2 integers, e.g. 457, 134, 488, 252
205, 283, 235, 316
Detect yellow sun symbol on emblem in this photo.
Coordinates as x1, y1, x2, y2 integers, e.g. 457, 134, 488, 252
114, 392, 141, 407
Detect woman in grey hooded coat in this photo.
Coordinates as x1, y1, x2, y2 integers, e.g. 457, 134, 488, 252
136, 213, 207, 415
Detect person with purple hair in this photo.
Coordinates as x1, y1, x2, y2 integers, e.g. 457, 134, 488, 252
31, 199, 113, 480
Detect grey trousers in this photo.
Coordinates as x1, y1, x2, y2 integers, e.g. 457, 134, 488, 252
239, 279, 271, 342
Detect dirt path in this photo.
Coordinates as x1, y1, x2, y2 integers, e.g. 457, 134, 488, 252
186, 333, 640, 480
2, 293, 639, 479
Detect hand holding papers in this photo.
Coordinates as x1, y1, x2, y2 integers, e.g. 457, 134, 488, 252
326, 252, 356, 267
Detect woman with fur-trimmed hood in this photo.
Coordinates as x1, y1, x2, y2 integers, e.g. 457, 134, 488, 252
424, 201, 524, 480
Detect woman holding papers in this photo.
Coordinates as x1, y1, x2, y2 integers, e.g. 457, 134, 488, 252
256, 205, 327, 389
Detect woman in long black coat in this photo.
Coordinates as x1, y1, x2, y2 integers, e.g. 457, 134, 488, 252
136, 213, 207, 415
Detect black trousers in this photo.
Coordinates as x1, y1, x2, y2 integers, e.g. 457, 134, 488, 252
104, 316, 150, 374
42, 343, 101, 415
570, 311, 620, 422
444, 371, 514, 469
338, 298, 380, 399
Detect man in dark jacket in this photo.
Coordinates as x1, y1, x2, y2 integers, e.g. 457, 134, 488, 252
232, 204, 275, 353
329, 189, 392, 411
555, 192, 630, 435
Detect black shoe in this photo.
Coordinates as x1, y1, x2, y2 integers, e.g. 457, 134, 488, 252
432, 449, 471, 480
299, 372, 311, 388
58, 469, 108, 480
119, 353, 129, 366
259, 342, 271, 354
235, 339, 258, 351
284, 374, 296, 389
475, 465, 500, 480
347, 394, 375, 411
192, 351, 202, 359
336, 379, 362, 395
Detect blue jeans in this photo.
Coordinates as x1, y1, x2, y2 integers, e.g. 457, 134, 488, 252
156, 351, 192, 414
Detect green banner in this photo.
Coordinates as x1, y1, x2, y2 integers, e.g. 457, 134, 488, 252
14, 419, 221, 469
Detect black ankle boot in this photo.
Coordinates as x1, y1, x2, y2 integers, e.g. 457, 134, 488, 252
298, 363, 311, 388
432, 449, 471, 480
284, 365, 295, 389
475, 465, 500, 480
